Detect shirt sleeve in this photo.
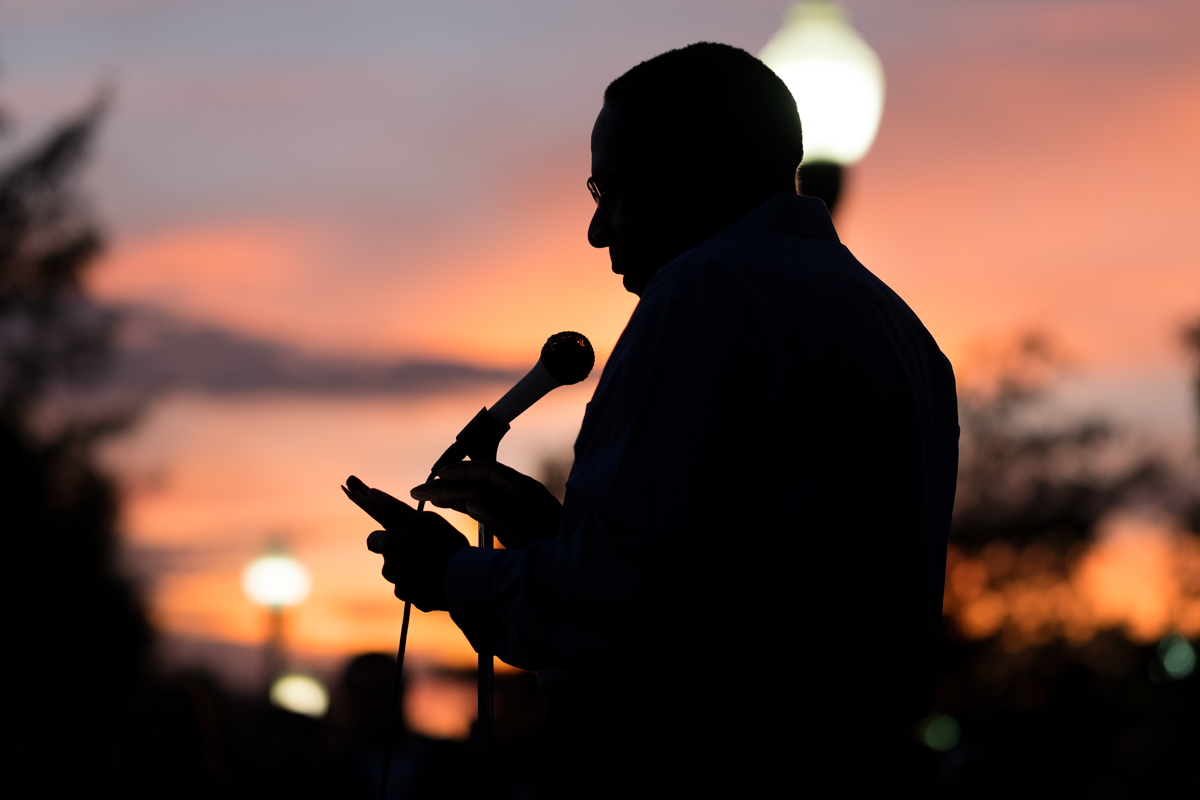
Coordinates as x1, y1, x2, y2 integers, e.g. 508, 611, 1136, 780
444, 278, 764, 671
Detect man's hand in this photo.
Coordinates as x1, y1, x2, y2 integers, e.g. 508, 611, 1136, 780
410, 461, 562, 549
345, 475, 469, 612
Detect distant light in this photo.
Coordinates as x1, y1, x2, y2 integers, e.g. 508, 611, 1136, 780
921, 714, 961, 751
1159, 633, 1196, 680
759, 1, 885, 166
270, 674, 329, 717
243, 553, 311, 608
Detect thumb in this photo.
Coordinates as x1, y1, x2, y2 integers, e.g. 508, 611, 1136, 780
366, 530, 388, 554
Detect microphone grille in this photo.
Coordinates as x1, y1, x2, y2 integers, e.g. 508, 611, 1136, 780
541, 331, 595, 385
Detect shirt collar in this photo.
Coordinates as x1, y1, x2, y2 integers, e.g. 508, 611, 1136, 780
740, 193, 841, 244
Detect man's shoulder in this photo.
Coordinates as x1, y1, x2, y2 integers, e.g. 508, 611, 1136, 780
645, 193, 913, 324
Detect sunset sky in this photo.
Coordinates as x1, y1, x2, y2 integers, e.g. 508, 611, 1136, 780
2, 0, 1198, 688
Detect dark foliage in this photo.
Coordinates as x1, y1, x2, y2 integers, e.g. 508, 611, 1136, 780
0, 97, 154, 790
926, 330, 1200, 797
952, 333, 1186, 550
930, 624, 1200, 798
1185, 319, 1200, 458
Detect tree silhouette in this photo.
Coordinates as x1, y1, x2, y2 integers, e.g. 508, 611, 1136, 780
1184, 318, 1200, 457
926, 331, 1200, 797
0, 95, 152, 789
951, 333, 1178, 550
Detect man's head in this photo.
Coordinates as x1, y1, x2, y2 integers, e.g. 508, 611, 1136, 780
588, 42, 803, 295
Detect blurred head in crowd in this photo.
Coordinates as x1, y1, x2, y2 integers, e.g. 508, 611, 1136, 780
336, 652, 404, 745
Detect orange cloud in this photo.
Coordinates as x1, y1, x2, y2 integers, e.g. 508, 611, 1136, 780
93, 197, 637, 368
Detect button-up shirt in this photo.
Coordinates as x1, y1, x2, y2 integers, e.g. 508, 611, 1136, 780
446, 193, 958, 727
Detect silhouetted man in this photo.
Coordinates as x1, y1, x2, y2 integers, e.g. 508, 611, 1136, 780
356, 42, 958, 797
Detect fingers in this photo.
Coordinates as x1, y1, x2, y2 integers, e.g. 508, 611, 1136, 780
408, 461, 561, 544
411, 481, 499, 523
360, 487, 419, 529
345, 475, 414, 528
411, 461, 532, 511
346, 474, 371, 498
412, 480, 478, 504
366, 530, 387, 554
364, 510, 470, 612
436, 461, 524, 489
410, 481, 481, 516
342, 476, 371, 511
439, 460, 513, 484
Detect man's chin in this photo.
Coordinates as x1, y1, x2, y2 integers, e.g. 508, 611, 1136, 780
621, 272, 648, 296
610, 258, 647, 296
609, 260, 633, 294
609, 249, 668, 295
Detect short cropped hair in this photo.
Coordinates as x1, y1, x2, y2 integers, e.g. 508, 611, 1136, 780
604, 42, 803, 196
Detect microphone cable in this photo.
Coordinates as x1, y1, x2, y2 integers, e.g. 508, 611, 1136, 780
378, 475, 430, 800
379, 598, 411, 800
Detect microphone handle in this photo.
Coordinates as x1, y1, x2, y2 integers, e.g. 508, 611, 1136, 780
429, 408, 510, 474
488, 360, 560, 425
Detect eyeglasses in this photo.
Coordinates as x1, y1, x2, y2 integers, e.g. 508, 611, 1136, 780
586, 176, 607, 207
587, 169, 625, 209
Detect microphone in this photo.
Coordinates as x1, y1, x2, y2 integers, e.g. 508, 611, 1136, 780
429, 331, 594, 473
489, 331, 595, 423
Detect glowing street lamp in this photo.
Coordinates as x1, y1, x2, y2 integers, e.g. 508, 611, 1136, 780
242, 546, 311, 687
759, 0, 885, 214
243, 552, 312, 609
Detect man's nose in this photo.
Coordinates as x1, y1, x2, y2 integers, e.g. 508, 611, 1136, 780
587, 206, 610, 249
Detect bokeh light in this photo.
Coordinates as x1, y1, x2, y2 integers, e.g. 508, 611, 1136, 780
758, 0, 884, 165
242, 554, 312, 609
1158, 633, 1196, 680
269, 674, 330, 717
921, 714, 961, 752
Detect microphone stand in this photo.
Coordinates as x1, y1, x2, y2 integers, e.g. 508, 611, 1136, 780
434, 410, 507, 799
